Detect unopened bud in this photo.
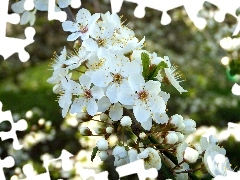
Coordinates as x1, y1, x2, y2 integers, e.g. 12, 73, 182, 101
100, 113, 109, 121
94, 126, 105, 134
106, 127, 113, 133
121, 116, 132, 126
76, 112, 91, 122
176, 132, 184, 143
96, 138, 109, 151
139, 132, 146, 139
169, 114, 183, 128
79, 127, 92, 135
184, 147, 199, 163
164, 131, 178, 144
182, 119, 196, 134
98, 150, 109, 161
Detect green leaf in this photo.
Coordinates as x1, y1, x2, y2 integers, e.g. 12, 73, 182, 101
141, 52, 150, 80
148, 61, 168, 80
91, 146, 98, 162
159, 158, 176, 180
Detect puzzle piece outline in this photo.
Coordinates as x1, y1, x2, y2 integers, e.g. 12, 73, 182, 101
0, 0, 35, 62
21, 149, 74, 180
0, 101, 28, 150
110, 0, 240, 35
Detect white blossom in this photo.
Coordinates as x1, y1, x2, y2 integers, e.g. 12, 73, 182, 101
62, 8, 100, 41
137, 147, 161, 170
163, 56, 188, 94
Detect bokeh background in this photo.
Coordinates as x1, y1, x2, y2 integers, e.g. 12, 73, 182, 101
1, 0, 240, 179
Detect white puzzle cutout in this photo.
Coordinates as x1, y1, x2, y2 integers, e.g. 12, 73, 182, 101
110, 0, 240, 35
0, 101, 28, 150
0, 0, 35, 62
21, 149, 74, 180
0, 156, 15, 180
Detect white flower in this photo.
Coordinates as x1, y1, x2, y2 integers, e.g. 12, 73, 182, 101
34, 0, 71, 11
58, 75, 81, 117
96, 138, 108, 151
137, 147, 161, 170
203, 143, 231, 177
176, 142, 188, 163
175, 162, 189, 180
199, 135, 218, 154
112, 146, 128, 166
128, 149, 138, 162
65, 46, 88, 70
163, 56, 188, 94
120, 116, 132, 127
118, 74, 166, 125
153, 112, 169, 124
82, 22, 114, 51
109, 103, 123, 121
70, 74, 104, 116
11, 0, 36, 25
62, 8, 100, 41
47, 47, 69, 85
214, 170, 240, 179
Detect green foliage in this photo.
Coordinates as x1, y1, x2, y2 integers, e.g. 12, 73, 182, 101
229, 59, 240, 76
141, 52, 168, 80
91, 146, 99, 161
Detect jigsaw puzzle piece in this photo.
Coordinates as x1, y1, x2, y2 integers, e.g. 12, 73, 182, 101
116, 159, 158, 180
0, 101, 28, 150
0, 0, 35, 62
0, 156, 15, 180
21, 163, 51, 180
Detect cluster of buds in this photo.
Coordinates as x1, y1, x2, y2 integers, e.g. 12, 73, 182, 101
48, 8, 235, 179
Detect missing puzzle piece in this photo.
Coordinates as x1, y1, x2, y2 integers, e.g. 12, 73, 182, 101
0, 156, 15, 180
0, 101, 28, 150
0, 0, 35, 62
21, 149, 73, 180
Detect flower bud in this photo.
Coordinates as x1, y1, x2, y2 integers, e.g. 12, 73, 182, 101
76, 112, 91, 122
164, 131, 178, 144
182, 119, 196, 134
176, 132, 184, 143
139, 132, 147, 139
120, 116, 132, 127
184, 147, 199, 163
169, 114, 183, 128
176, 123, 185, 131
106, 126, 113, 133
100, 113, 109, 121
79, 127, 92, 135
94, 126, 105, 134
96, 138, 109, 151
98, 150, 109, 161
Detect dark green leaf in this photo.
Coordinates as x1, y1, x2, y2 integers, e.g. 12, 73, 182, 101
91, 146, 98, 162
141, 52, 150, 80
148, 61, 168, 80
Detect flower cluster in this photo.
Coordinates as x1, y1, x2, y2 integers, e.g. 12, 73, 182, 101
47, 8, 236, 179
11, 0, 73, 25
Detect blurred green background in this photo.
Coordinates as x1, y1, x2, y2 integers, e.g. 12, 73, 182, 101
0, 0, 240, 179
